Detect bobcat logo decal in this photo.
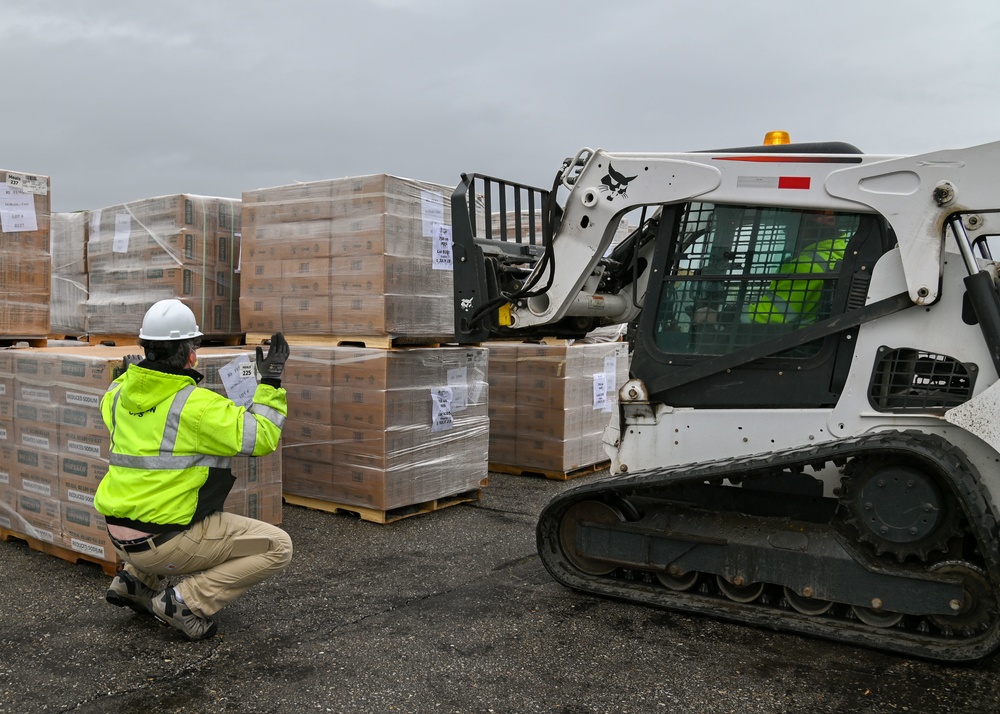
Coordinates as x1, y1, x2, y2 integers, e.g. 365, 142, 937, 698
600, 163, 637, 200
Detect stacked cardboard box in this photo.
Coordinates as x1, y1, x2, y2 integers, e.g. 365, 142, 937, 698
85, 195, 242, 337
50, 212, 89, 337
0, 171, 51, 337
240, 175, 455, 339
487, 341, 630, 473
0, 345, 282, 568
281, 345, 489, 511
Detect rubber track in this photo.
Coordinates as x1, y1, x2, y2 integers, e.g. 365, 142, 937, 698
536, 429, 1000, 662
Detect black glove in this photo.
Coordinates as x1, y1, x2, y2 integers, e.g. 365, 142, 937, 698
256, 332, 289, 383
123, 354, 143, 370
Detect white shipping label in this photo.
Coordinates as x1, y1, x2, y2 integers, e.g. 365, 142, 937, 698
113, 212, 131, 253
593, 373, 608, 411
6, 172, 47, 195
433, 224, 453, 270
0, 185, 38, 232
220, 355, 257, 408
431, 387, 454, 432
90, 209, 102, 242
447, 367, 468, 411
421, 190, 445, 237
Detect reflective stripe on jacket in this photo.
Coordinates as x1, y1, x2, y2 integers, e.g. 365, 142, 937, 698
749, 236, 848, 325
93, 364, 287, 532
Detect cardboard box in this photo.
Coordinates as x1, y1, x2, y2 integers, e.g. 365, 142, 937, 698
62, 503, 114, 561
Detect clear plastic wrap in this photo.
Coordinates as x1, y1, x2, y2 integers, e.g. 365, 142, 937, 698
50, 212, 89, 336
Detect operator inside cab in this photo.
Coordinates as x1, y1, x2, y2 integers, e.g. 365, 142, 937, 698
746, 210, 851, 325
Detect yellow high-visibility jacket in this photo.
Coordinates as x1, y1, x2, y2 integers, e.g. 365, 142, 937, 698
93, 364, 286, 533
749, 236, 849, 325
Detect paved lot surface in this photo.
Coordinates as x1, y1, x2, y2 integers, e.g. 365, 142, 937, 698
2, 469, 1000, 714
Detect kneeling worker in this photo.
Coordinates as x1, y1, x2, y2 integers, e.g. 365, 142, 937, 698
94, 299, 292, 641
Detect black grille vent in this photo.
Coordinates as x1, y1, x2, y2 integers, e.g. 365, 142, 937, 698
869, 347, 976, 412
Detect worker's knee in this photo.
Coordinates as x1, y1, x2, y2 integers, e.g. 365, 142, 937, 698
269, 528, 293, 569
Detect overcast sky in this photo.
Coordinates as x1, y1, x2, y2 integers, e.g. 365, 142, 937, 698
5, 0, 1000, 214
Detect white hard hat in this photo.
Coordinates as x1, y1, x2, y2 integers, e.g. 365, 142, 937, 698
139, 299, 203, 341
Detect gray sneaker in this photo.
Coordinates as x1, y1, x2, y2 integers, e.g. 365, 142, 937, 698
151, 588, 217, 641
106, 570, 158, 614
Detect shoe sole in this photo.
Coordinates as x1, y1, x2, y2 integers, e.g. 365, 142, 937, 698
106, 591, 153, 615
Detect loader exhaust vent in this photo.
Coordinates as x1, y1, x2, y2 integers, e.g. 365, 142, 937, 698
869, 347, 976, 413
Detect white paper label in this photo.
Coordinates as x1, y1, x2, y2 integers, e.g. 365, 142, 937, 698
0, 185, 38, 232
593, 373, 608, 411
433, 224, 453, 270
70, 538, 105, 559
22, 479, 52, 498
90, 209, 102, 242
66, 439, 101, 458
66, 391, 101, 409
447, 367, 468, 411
113, 212, 131, 253
67, 488, 94, 506
220, 355, 258, 408
431, 387, 454, 432
421, 190, 444, 237
5, 172, 47, 195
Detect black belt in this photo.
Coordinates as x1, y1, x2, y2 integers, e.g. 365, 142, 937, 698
111, 530, 184, 553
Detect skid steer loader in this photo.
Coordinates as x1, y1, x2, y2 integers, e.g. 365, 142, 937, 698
450, 134, 1000, 661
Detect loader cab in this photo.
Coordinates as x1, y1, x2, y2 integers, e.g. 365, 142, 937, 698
631, 201, 894, 408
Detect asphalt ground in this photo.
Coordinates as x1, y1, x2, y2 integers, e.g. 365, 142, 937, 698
2, 469, 1000, 714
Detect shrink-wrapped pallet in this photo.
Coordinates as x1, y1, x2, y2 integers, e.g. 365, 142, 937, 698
487, 341, 630, 474
240, 175, 455, 339
0, 171, 51, 338
280, 345, 489, 514
85, 195, 241, 338
0, 345, 282, 569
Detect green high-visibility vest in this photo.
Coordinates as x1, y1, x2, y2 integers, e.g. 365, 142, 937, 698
749, 236, 849, 325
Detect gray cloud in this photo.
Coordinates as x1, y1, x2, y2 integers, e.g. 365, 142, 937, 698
4, 0, 999, 212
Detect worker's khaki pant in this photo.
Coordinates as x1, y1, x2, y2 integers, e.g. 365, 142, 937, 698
115, 511, 293, 618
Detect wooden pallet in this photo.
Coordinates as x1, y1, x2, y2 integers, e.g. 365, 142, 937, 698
283, 487, 482, 524
0, 527, 118, 576
489, 461, 611, 482
88, 333, 245, 347
247, 333, 452, 350
0, 337, 48, 348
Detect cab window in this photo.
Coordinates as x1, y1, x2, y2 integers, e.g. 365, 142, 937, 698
653, 203, 860, 357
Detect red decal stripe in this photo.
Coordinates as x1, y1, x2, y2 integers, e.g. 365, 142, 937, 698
778, 176, 810, 190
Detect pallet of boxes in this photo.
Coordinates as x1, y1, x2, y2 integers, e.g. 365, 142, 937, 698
85, 194, 243, 344
0, 188, 282, 576
0, 343, 284, 575
487, 339, 629, 480
240, 174, 489, 523
0, 170, 51, 345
